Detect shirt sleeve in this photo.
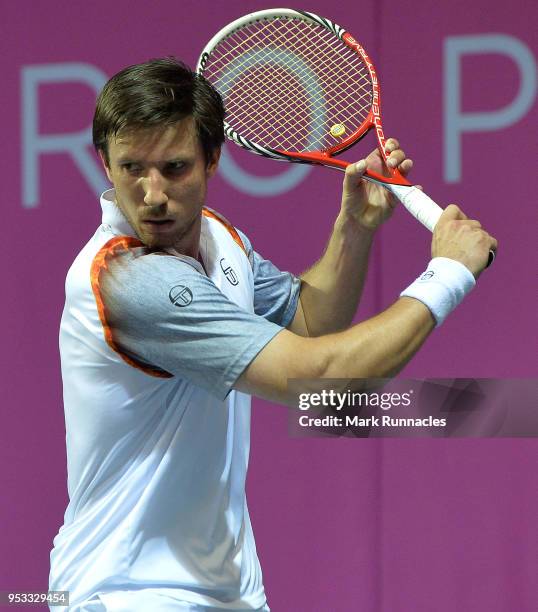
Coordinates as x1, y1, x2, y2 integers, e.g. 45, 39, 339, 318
236, 229, 301, 327
98, 251, 285, 400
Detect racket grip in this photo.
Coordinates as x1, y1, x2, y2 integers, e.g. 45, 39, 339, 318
385, 184, 442, 231
385, 183, 495, 268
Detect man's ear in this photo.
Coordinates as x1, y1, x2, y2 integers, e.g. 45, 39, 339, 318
206, 148, 221, 179
98, 150, 113, 183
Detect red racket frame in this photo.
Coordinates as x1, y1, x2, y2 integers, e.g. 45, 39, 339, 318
278, 32, 411, 188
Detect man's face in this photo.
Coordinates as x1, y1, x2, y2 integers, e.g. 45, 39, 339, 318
102, 118, 219, 255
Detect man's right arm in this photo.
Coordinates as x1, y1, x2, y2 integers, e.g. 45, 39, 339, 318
235, 204, 498, 405
235, 296, 434, 405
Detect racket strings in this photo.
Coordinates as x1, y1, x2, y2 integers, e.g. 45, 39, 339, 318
221, 20, 369, 149
217, 23, 367, 148
202, 17, 373, 152
229, 68, 311, 149
214, 20, 331, 146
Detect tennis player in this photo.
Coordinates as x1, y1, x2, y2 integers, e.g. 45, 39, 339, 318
49, 58, 497, 611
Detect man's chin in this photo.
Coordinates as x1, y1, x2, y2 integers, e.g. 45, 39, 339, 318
138, 232, 177, 250
135, 214, 200, 252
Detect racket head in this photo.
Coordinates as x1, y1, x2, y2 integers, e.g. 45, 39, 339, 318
197, 9, 385, 165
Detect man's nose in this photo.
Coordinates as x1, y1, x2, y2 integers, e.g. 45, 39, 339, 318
142, 169, 168, 206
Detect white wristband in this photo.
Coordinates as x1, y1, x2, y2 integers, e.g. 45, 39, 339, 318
400, 257, 476, 326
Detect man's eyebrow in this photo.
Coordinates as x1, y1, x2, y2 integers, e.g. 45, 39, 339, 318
114, 156, 190, 166
116, 156, 140, 163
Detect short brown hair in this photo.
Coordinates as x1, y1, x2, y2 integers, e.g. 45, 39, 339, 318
93, 57, 225, 166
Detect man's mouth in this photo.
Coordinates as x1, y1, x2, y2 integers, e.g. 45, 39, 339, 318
141, 219, 175, 231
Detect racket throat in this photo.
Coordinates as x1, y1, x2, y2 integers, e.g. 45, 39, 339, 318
279, 151, 410, 187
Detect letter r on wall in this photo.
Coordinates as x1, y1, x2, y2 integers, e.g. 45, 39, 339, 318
21, 63, 109, 208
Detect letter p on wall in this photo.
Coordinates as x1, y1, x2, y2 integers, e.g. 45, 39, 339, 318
444, 34, 536, 183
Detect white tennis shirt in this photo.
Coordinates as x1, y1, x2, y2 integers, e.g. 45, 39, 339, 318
49, 191, 300, 610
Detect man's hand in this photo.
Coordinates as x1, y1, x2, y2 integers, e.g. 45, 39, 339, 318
432, 204, 498, 278
292, 139, 411, 336
339, 138, 413, 232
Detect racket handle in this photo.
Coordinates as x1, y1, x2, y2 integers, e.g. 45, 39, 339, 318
384, 183, 442, 231
383, 183, 495, 268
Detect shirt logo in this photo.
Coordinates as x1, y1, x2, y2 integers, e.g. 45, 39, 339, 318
169, 285, 193, 307
220, 258, 239, 286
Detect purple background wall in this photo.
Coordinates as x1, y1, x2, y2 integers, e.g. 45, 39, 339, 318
2, 1, 537, 610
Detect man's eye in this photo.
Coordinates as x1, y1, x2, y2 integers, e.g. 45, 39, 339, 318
166, 162, 185, 173
121, 163, 141, 173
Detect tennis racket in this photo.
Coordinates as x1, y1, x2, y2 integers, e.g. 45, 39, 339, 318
197, 8, 494, 265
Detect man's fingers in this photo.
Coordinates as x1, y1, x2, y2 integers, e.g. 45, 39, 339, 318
345, 159, 367, 178
487, 234, 498, 252
397, 158, 413, 175
384, 138, 400, 152
458, 219, 483, 230
387, 149, 406, 168
439, 204, 468, 222
343, 160, 368, 190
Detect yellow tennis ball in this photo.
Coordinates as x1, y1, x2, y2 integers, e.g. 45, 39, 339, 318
330, 123, 346, 137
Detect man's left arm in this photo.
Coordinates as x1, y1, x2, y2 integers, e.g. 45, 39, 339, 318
288, 138, 413, 337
